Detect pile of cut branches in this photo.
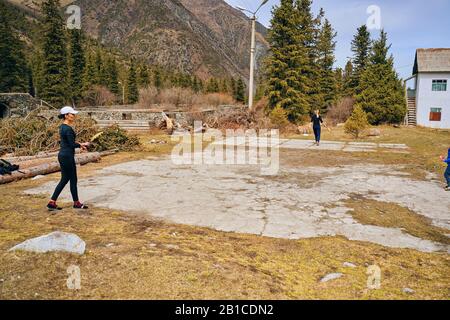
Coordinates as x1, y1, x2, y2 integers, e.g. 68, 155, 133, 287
0, 115, 141, 157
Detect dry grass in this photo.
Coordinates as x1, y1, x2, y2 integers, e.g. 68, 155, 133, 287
1, 131, 449, 300
0, 179, 449, 300
344, 196, 450, 245
139, 86, 238, 111
286, 125, 450, 178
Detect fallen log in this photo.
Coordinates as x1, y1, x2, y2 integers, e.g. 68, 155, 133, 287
3, 149, 81, 163
0, 152, 101, 185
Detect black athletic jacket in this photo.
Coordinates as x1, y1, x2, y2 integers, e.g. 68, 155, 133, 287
311, 114, 323, 128
59, 124, 81, 156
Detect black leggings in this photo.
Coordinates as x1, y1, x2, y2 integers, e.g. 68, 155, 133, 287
313, 126, 321, 142
51, 154, 79, 202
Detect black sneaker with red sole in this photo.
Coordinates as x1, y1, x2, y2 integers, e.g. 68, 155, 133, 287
73, 202, 89, 209
47, 202, 62, 211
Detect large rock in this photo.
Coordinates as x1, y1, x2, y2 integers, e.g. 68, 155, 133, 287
9, 232, 86, 255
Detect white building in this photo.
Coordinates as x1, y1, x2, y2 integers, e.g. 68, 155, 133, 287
406, 49, 450, 129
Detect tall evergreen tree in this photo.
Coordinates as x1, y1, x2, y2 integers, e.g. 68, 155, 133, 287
235, 78, 246, 103
154, 69, 162, 90
315, 17, 337, 113
82, 52, 96, 92
105, 57, 119, 95
125, 60, 139, 104
350, 25, 371, 94
67, 29, 85, 104
0, 1, 30, 93
206, 78, 220, 93
94, 49, 107, 86
138, 64, 150, 88
355, 30, 406, 125
334, 68, 344, 101
265, 0, 310, 122
230, 78, 237, 97
40, 0, 68, 106
343, 60, 354, 97
30, 48, 45, 98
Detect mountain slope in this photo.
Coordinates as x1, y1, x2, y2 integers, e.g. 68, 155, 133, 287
6, 0, 269, 79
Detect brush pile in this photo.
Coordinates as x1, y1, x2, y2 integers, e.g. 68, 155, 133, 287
0, 115, 141, 157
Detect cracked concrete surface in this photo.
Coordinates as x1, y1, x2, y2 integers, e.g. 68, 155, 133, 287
26, 156, 450, 253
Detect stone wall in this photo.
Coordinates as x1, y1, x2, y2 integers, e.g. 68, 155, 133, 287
38, 105, 247, 128
0, 93, 48, 119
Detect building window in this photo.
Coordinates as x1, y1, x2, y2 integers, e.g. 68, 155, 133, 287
429, 108, 442, 121
432, 80, 447, 91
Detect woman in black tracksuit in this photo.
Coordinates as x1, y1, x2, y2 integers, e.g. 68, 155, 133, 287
47, 107, 90, 211
311, 109, 323, 146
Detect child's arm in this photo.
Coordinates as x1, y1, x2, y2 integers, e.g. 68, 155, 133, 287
440, 155, 450, 163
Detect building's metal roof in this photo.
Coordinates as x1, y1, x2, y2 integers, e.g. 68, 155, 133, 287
413, 48, 450, 74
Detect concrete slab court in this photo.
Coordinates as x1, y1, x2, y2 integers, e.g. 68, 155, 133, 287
213, 138, 409, 153
26, 155, 449, 253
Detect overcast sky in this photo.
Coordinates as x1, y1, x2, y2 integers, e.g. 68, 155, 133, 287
225, 0, 450, 79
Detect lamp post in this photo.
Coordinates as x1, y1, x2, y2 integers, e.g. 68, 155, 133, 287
237, 0, 269, 110
118, 81, 125, 105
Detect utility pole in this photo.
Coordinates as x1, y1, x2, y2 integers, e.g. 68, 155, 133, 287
237, 0, 269, 111
118, 81, 125, 104
248, 15, 257, 110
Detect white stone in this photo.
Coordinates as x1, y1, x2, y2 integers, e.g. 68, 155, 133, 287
403, 288, 415, 294
320, 273, 343, 283
9, 232, 85, 255
343, 262, 357, 268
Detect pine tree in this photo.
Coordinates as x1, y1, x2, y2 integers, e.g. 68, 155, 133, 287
235, 78, 246, 103
30, 48, 45, 98
344, 105, 369, 139
105, 57, 119, 95
125, 60, 139, 104
343, 60, 353, 97
206, 78, 220, 93
230, 78, 237, 97
315, 17, 337, 113
0, 1, 29, 93
219, 78, 229, 93
154, 69, 162, 90
82, 52, 96, 92
67, 29, 85, 104
191, 76, 202, 93
355, 30, 406, 125
334, 68, 344, 101
94, 49, 107, 86
298, 0, 321, 112
265, 0, 310, 122
138, 64, 150, 88
40, 0, 68, 106
350, 25, 371, 94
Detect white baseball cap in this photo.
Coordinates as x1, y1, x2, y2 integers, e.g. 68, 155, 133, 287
60, 106, 79, 115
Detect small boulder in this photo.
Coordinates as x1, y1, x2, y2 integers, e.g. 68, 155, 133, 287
403, 288, 415, 294
320, 273, 343, 283
343, 262, 357, 268
368, 128, 381, 137
9, 231, 86, 255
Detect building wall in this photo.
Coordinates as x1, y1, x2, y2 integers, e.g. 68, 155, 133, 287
416, 72, 450, 128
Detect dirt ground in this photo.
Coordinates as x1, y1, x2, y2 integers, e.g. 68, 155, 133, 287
0, 127, 449, 299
